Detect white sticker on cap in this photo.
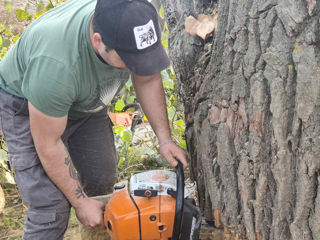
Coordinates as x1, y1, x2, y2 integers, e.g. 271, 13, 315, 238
133, 19, 158, 50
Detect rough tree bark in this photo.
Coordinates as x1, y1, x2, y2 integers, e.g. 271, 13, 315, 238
162, 0, 320, 239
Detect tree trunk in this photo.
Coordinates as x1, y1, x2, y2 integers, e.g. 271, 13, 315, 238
163, 0, 320, 239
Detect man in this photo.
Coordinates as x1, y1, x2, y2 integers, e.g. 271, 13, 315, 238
0, 0, 188, 239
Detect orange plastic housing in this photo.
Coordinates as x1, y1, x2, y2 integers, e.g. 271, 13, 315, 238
108, 113, 134, 127
104, 182, 175, 240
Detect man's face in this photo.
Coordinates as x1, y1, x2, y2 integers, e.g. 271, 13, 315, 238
97, 43, 127, 70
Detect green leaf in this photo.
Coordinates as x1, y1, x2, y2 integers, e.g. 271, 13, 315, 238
46, 2, 54, 11
27, 14, 33, 21
16, 9, 29, 21
115, 99, 125, 111
118, 156, 125, 167
168, 107, 175, 119
121, 130, 132, 143
113, 126, 125, 135
161, 34, 168, 48
4, 1, 14, 13
0, 36, 3, 47
126, 95, 135, 104
176, 119, 184, 127
125, 79, 132, 88
0, 23, 5, 32
12, 35, 19, 43
3, 29, 12, 36
159, 5, 164, 19
180, 140, 186, 149
164, 79, 174, 90
34, 11, 45, 18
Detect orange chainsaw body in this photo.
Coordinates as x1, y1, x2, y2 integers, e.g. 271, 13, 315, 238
104, 180, 176, 240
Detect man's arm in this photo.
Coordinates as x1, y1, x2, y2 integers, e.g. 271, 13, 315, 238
28, 102, 104, 227
131, 73, 188, 169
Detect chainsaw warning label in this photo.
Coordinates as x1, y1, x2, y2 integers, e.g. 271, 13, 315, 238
152, 173, 170, 182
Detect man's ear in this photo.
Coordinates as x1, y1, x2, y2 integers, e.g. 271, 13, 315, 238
92, 33, 103, 50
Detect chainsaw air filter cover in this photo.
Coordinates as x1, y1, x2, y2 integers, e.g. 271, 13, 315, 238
104, 168, 201, 240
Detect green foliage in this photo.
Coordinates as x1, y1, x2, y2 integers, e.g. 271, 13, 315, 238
0, 0, 64, 58
0, 21, 16, 59
15, 9, 31, 21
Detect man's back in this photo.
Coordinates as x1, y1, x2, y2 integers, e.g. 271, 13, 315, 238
0, 0, 129, 119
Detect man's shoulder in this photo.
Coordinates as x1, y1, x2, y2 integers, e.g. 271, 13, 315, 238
22, 0, 94, 45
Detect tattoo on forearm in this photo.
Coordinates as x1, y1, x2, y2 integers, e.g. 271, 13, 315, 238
76, 185, 85, 198
64, 150, 79, 180
64, 147, 85, 198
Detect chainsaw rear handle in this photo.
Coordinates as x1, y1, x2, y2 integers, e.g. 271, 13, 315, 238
172, 161, 184, 240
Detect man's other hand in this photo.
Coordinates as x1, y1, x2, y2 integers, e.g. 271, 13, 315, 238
159, 142, 188, 170
74, 198, 105, 227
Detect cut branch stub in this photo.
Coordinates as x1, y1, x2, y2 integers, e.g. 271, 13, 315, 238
185, 14, 218, 40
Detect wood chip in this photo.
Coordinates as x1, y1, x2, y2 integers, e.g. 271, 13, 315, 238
0, 185, 5, 214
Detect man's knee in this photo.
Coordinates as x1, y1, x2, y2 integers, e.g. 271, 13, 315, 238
84, 169, 116, 196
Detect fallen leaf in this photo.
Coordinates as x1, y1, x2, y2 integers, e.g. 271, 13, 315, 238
185, 13, 218, 40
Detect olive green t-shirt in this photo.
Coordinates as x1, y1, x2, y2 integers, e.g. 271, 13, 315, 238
0, 0, 129, 119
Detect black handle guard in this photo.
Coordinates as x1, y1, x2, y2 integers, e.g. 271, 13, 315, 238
172, 162, 184, 240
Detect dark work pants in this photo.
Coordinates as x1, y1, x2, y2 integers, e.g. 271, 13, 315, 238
0, 88, 118, 240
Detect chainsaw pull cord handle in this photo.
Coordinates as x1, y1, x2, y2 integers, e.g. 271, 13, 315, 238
172, 161, 184, 240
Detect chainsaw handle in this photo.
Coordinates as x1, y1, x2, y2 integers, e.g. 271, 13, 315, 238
172, 161, 184, 240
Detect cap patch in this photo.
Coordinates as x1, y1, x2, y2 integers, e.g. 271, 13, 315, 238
133, 20, 158, 50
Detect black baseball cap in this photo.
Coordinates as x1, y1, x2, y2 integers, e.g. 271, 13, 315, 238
92, 0, 170, 76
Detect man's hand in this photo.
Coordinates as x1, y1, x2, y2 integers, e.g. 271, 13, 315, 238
158, 141, 188, 169
74, 198, 105, 227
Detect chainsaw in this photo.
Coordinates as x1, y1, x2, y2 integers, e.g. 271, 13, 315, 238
103, 162, 201, 240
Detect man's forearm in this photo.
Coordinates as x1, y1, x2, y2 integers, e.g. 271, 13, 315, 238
36, 139, 86, 208
132, 73, 172, 143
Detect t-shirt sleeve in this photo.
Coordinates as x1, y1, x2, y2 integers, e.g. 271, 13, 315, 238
21, 56, 77, 117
